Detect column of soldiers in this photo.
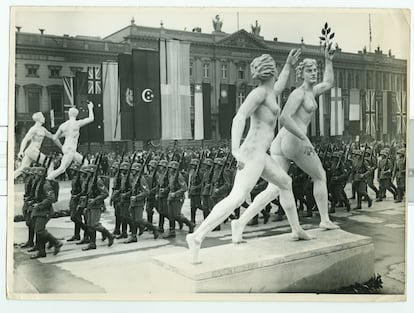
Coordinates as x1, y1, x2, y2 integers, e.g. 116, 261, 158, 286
19, 140, 406, 259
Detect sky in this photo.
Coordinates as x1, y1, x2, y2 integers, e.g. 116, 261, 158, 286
12, 7, 410, 59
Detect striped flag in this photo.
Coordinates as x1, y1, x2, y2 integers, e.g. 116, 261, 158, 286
349, 88, 360, 135
159, 39, 192, 140
395, 90, 407, 134
62, 76, 74, 113
365, 89, 376, 137
330, 87, 344, 136
87, 66, 102, 94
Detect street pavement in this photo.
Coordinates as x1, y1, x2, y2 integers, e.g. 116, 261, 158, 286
10, 180, 405, 295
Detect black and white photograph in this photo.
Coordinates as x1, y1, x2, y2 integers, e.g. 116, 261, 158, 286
6, 5, 410, 301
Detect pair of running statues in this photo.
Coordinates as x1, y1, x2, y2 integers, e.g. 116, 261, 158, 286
16, 43, 338, 264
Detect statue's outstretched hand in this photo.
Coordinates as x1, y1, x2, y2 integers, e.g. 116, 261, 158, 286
325, 42, 336, 61
287, 48, 301, 66
87, 101, 94, 111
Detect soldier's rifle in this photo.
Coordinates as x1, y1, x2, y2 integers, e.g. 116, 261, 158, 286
132, 152, 152, 195
113, 151, 125, 191
191, 151, 205, 186
87, 153, 102, 199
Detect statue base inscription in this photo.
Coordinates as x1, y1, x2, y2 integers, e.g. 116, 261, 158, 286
151, 229, 374, 293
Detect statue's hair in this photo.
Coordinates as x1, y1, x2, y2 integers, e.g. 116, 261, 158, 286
68, 107, 79, 118
250, 54, 276, 81
295, 58, 317, 79
32, 112, 43, 122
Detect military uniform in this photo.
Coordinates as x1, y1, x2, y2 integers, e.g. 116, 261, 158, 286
365, 150, 379, 198
189, 158, 203, 224
67, 162, 88, 242
394, 148, 406, 203
117, 162, 133, 239
377, 150, 397, 201
29, 167, 63, 259
156, 160, 170, 233
352, 150, 373, 210
82, 164, 114, 250
164, 161, 194, 238
109, 161, 122, 235
329, 152, 351, 212
21, 167, 35, 248
201, 158, 214, 222
145, 160, 159, 225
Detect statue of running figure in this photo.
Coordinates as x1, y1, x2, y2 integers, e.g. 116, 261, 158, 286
186, 49, 311, 264
46, 101, 94, 180
231, 44, 339, 244
15, 112, 62, 179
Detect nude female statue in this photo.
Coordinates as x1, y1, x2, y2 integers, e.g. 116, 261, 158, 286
186, 49, 311, 264
15, 112, 62, 179
231, 44, 339, 244
46, 101, 94, 180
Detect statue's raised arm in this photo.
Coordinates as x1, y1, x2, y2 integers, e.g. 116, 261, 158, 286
77, 101, 95, 128
313, 44, 335, 96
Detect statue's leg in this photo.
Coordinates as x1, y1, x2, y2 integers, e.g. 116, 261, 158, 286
47, 152, 74, 180
290, 144, 339, 230
74, 152, 83, 164
261, 154, 312, 240
187, 157, 264, 264
14, 155, 33, 179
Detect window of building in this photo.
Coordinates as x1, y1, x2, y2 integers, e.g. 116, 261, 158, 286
190, 84, 195, 109
403, 76, 407, 91
396, 76, 401, 91
221, 63, 228, 79
49, 65, 62, 79
25, 64, 39, 77
28, 91, 40, 113
338, 72, 343, 88
376, 73, 381, 90
237, 64, 245, 80
391, 74, 395, 91
189, 61, 193, 77
383, 73, 388, 90
355, 74, 360, 88
203, 63, 210, 78
347, 73, 351, 89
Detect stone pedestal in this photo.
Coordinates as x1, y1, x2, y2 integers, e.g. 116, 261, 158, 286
151, 229, 374, 293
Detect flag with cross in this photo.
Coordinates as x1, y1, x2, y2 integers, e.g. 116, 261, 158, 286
365, 89, 376, 137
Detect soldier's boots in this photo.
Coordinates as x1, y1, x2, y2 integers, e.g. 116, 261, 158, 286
76, 235, 90, 245
53, 241, 63, 255
247, 215, 259, 226
163, 230, 176, 239
124, 235, 138, 244
67, 235, 80, 242
82, 243, 97, 251
27, 246, 38, 252
153, 227, 159, 239
367, 197, 373, 208
115, 232, 128, 239
30, 250, 46, 259
21, 241, 34, 249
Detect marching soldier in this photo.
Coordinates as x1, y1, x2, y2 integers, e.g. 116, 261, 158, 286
156, 159, 170, 233
365, 148, 379, 199
21, 167, 36, 249
125, 162, 159, 243
67, 162, 88, 242
117, 161, 132, 239
82, 164, 114, 250
164, 160, 194, 238
377, 149, 397, 202
201, 158, 214, 223
352, 150, 373, 210
29, 166, 63, 259
329, 152, 351, 213
189, 158, 203, 225
145, 159, 159, 225
109, 161, 122, 236
394, 148, 406, 203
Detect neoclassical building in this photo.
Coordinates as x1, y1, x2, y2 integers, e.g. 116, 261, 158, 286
14, 17, 407, 151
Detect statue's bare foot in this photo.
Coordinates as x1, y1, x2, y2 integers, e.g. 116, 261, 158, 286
319, 221, 340, 230
292, 229, 314, 241
231, 220, 245, 244
186, 233, 202, 264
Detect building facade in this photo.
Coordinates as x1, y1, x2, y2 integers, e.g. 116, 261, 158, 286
14, 17, 407, 152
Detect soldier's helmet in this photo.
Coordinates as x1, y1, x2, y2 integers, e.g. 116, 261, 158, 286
190, 158, 200, 166
80, 164, 90, 174
379, 149, 388, 156
131, 162, 142, 171
397, 148, 406, 156
111, 162, 120, 169
120, 162, 130, 170
87, 164, 97, 173
33, 167, 46, 176
214, 157, 224, 165
203, 158, 213, 167
148, 160, 157, 168
69, 162, 81, 171
22, 167, 31, 175
158, 160, 168, 168
168, 161, 179, 170
353, 150, 363, 156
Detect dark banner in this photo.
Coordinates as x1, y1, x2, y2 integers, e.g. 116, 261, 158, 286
202, 83, 212, 140
219, 84, 236, 139
118, 53, 134, 140
74, 71, 89, 144
132, 49, 161, 140
86, 66, 104, 143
